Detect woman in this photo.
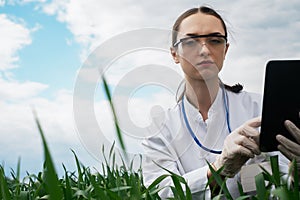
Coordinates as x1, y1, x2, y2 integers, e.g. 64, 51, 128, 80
142, 6, 289, 199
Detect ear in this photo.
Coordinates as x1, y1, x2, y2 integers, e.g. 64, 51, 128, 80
224, 43, 230, 59
170, 47, 180, 64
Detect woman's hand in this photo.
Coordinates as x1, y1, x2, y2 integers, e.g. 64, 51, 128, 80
213, 117, 261, 177
276, 120, 300, 179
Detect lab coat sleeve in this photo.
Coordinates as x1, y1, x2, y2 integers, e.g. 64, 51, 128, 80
142, 134, 211, 199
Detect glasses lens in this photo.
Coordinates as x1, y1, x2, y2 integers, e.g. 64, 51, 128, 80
206, 36, 226, 46
177, 36, 226, 55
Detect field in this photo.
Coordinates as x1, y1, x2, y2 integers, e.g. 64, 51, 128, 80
1, 78, 299, 199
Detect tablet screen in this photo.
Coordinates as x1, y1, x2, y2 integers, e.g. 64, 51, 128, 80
260, 60, 300, 152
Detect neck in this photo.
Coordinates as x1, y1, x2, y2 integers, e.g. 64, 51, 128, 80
185, 77, 219, 120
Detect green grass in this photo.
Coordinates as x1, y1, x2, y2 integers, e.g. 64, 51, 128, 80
0, 114, 178, 199
1, 123, 299, 200
1, 77, 299, 199
0, 114, 194, 199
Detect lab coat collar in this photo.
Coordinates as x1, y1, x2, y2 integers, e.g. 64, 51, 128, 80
183, 87, 223, 123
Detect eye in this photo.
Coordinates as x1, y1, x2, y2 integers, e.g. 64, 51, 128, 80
181, 39, 197, 47
207, 37, 225, 45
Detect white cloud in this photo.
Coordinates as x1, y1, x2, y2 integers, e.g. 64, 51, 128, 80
21, 0, 46, 3
41, 0, 193, 60
0, 14, 32, 70
0, 77, 48, 101
0, 89, 100, 176
2, 0, 300, 176
4, 0, 45, 5
93, 91, 176, 155
218, 0, 300, 93
40, 0, 300, 95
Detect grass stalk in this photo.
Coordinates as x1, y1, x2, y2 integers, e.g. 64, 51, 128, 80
33, 109, 63, 200
102, 75, 128, 162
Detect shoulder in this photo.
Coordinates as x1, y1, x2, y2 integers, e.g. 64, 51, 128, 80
227, 90, 262, 117
228, 90, 262, 107
145, 103, 182, 139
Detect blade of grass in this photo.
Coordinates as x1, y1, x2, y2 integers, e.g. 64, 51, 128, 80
270, 155, 280, 187
152, 161, 192, 199
235, 195, 251, 200
255, 173, 267, 199
170, 186, 180, 199
292, 159, 299, 199
185, 178, 192, 200
153, 161, 185, 184
33, 110, 63, 200
102, 75, 128, 161
237, 181, 245, 197
73, 189, 88, 199
147, 174, 170, 191
105, 189, 122, 200
170, 175, 186, 200
235, 181, 251, 200
88, 173, 110, 200
0, 166, 11, 200
142, 186, 162, 198
110, 186, 132, 192
206, 161, 233, 200
118, 151, 127, 172
71, 149, 84, 190
16, 157, 21, 196
11, 157, 22, 196
62, 164, 72, 199
272, 187, 290, 199
212, 194, 224, 200
109, 141, 116, 161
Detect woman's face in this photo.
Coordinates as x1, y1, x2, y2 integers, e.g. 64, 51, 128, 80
171, 12, 229, 82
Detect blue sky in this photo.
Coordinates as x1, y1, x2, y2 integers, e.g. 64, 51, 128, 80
2, 2, 80, 97
1, 0, 300, 177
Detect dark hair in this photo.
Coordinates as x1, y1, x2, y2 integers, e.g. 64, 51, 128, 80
224, 83, 243, 93
172, 6, 243, 94
172, 6, 228, 47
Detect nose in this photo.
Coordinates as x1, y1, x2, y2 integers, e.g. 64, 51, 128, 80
197, 41, 210, 56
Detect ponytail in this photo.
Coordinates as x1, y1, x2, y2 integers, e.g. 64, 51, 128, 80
175, 80, 243, 103
224, 83, 243, 93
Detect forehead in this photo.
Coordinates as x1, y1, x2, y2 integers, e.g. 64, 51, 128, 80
178, 12, 225, 36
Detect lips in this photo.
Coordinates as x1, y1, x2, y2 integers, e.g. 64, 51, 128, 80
196, 60, 214, 66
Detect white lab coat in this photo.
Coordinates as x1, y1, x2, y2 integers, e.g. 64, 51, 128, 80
142, 88, 289, 199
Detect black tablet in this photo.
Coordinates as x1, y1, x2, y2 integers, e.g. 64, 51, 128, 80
260, 60, 300, 152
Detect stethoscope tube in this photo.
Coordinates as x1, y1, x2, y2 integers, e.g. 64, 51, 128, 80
181, 85, 231, 154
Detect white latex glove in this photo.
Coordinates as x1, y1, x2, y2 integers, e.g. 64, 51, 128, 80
213, 117, 261, 177
276, 120, 300, 178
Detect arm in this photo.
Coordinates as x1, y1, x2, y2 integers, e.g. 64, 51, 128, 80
213, 117, 261, 177
142, 136, 211, 199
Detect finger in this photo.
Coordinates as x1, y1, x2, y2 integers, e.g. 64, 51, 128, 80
277, 144, 295, 161
276, 134, 300, 156
240, 125, 260, 138
224, 136, 254, 158
243, 138, 260, 155
235, 145, 256, 158
285, 120, 300, 144
236, 135, 261, 155
246, 116, 261, 128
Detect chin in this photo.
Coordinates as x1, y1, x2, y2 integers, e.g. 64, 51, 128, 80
194, 69, 219, 81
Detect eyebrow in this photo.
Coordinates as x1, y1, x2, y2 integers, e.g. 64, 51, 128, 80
185, 32, 224, 37
174, 32, 227, 47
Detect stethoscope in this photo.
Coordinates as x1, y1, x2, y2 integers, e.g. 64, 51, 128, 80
181, 84, 232, 154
